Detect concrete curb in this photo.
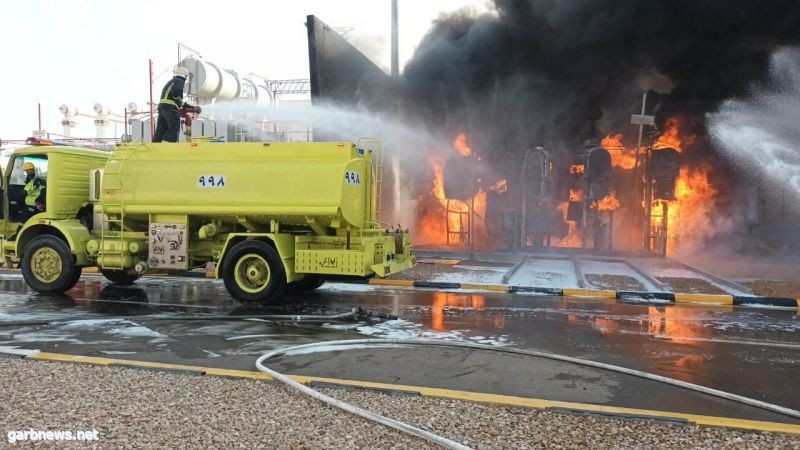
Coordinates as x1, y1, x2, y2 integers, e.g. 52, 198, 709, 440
8, 351, 800, 435
352, 279, 800, 310
3, 267, 797, 310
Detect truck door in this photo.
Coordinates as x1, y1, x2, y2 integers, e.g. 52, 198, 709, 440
8, 155, 48, 223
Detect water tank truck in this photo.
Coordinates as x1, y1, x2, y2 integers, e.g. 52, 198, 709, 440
0, 139, 416, 303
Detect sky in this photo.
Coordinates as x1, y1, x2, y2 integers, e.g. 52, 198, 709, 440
0, 0, 488, 141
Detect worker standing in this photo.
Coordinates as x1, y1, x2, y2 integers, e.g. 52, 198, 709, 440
153, 66, 197, 143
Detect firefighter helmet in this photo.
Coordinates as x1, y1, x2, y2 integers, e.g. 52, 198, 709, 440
174, 66, 190, 79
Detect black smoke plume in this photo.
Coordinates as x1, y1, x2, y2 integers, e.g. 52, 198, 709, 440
399, 0, 800, 155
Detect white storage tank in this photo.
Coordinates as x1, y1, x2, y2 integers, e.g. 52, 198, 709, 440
181, 57, 240, 101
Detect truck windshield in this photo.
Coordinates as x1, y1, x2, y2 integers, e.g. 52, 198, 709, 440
10, 156, 48, 185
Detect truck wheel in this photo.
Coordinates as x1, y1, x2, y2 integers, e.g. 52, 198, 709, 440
288, 275, 325, 293
101, 270, 140, 285
66, 267, 83, 291
222, 240, 286, 303
21, 235, 77, 294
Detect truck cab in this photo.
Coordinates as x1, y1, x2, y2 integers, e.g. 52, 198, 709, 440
0, 143, 108, 292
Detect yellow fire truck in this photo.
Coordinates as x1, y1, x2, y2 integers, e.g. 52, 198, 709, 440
0, 139, 415, 303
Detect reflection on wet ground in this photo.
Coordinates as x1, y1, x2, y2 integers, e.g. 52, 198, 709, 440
0, 274, 799, 409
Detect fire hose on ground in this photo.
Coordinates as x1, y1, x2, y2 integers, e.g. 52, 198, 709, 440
256, 339, 800, 450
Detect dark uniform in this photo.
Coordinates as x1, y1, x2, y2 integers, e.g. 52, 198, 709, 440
19, 169, 46, 223
153, 75, 187, 143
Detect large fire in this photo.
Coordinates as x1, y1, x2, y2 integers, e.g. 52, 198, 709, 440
413, 116, 716, 255
415, 133, 499, 248
653, 117, 682, 151
601, 133, 638, 170
658, 164, 717, 256
643, 117, 716, 256
552, 201, 582, 248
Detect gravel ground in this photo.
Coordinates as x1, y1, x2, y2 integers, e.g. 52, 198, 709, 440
585, 274, 645, 292
655, 277, 729, 295
743, 280, 800, 299
2, 358, 800, 449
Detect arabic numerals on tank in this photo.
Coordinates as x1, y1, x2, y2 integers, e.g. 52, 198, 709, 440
344, 171, 361, 185
197, 175, 226, 188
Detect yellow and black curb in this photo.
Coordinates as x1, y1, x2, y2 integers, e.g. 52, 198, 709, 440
6, 267, 798, 310
4, 351, 797, 435
342, 279, 800, 310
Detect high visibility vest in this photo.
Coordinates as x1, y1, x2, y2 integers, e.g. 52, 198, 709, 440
159, 81, 177, 107
159, 77, 185, 108
24, 177, 45, 206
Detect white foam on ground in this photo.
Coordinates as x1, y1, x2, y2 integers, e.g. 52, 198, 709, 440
225, 334, 288, 341
580, 261, 660, 291
319, 283, 383, 293
1, 331, 96, 345
99, 350, 137, 355
60, 318, 128, 328
508, 259, 579, 288
106, 326, 166, 339
430, 265, 508, 284
648, 267, 746, 295
321, 323, 363, 331
356, 319, 510, 346
0, 345, 39, 356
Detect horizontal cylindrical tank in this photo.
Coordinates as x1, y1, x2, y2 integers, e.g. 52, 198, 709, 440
239, 79, 275, 105
181, 58, 241, 101
216, 69, 240, 100
256, 85, 275, 105
101, 142, 374, 230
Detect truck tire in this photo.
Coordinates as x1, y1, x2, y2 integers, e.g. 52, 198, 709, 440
101, 270, 140, 285
287, 275, 325, 293
67, 267, 83, 291
21, 235, 78, 294
222, 240, 286, 303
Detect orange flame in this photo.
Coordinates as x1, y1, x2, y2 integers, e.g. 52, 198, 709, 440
597, 190, 621, 211
653, 117, 683, 152
552, 201, 582, 248
569, 188, 584, 202
657, 164, 717, 256
453, 132, 472, 156
570, 164, 585, 175
414, 133, 492, 248
489, 179, 508, 193
601, 133, 638, 170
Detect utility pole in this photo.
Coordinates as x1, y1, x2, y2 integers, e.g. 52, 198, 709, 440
391, 0, 399, 77
629, 93, 654, 251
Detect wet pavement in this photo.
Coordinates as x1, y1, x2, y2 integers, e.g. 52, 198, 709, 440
1, 272, 799, 423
